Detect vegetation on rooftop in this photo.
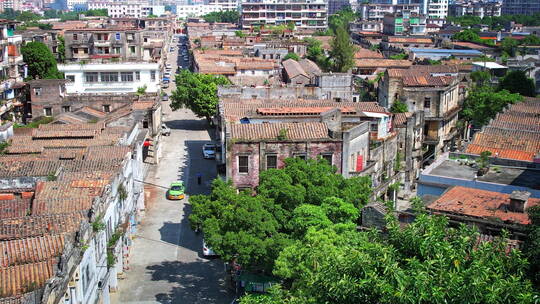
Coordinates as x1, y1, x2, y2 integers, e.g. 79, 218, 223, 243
282, 53, 300, 62
202, 10, 239, 23
14, 116, 54, 129
390, 100, 408, 113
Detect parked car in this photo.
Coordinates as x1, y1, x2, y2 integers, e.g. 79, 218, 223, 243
202, 239, 218, 257
167, 181, 185, 200
166, 63, 172, 69
202, 143, 216, 159
160, 123, 171, 136
169, 47, 174, 52
162, 94, 169, 101
161, 82, 169, 89
164, 72, 172, 78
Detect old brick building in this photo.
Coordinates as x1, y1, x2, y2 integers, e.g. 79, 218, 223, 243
226, 122, 343, 189
378, 65, 462, 159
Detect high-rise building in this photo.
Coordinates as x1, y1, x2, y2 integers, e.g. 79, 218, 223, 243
502, 0, 540, 15
241, 0, 327, 30
449, 0, 502, 18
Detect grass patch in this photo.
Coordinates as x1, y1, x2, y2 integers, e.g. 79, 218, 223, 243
14, 116, 53, 128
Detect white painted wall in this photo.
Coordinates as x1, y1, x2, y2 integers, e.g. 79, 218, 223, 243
58, 62, 160, 94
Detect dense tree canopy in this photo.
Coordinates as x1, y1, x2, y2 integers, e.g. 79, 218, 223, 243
448, 13, 540, 29
170, 70, 230, 121
21, 42, 63, 80
241, 214, 536, 304
461, 85, 522, 127
498, 70, 536, 97
189, 158, 372, 273
202, 10, 239, 23
523, 206, 540, 287
282, 53, 300, 61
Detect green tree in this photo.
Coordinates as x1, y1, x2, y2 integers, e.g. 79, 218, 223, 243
390, 100, 408, 113
283, 53, 300, 61
57, 35, 65, 63
21, 42, 63, 80
470, 70, 491, 86
269, 214, 536, 304
85, 9, 108, 16
498, 70, 536, 97
328, 7, 357, 33
16, 11, 40, 22
389, 53, 408, 60
189, 158, 372, 274
461, 86, 522, 127
523, 206, 540, 289
235, 30, 246, 38
43, 9, 61, 19
328, 25, 356, 72
521, 34, 540, 45
170, 70, 230, 122
304, 37, 328, 69
452, 29, 481, 42
499, 37, 519, 57
202, 10, 239, 23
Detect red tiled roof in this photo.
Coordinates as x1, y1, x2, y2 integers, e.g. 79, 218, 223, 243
0, 234, 65, 268
0, 212, 85, 240
355, 59, 412, 68
0, 199, 31, 220
354, 48, 384, 59
230, 122, 330, 141
393, 112, 413, 127
402, 75, 454, 87
428, 186, 540, 225
387, 36, 432, 44
0, 259, 56, 298
257, 106, 356, 116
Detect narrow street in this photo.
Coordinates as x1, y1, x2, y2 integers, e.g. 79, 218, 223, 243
111, 36, 233, 304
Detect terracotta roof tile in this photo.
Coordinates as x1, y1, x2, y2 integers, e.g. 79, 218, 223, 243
428, 186, 540, 225
466, 98, 540, 161
0, 259, 56, 298
0, 199, 31, 220
393, 112, 413, 127
0, 160, 61, 178
230, 122, 330, 141
0, 212, 85, 240
282, 59, 308, 79
0, 234, 65, 268
221, 99, 387, 122
387, 36, 432, 44
354, 48, 384, 59
355, 59, 412, 68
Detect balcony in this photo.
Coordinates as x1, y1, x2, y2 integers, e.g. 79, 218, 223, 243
7, 35, 21, 45
93, 40, 111, 47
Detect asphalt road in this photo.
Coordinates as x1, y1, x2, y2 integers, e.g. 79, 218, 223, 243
111, 37, 233, 304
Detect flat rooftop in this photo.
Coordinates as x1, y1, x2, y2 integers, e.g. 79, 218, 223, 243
427, 159, 540, 190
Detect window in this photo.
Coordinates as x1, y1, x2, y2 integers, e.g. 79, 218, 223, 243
85, 72, 98, 83
66, 75, 75, 82
83, 48, 88, 54
34, 87, 42, 96
424, 97, 431, 108
73, 33, 78, 40
238, 155, 249, 173
101, 72, 118, 82
121, 72, 133, 82
150, 70, 156, 81
135, 71, 140, 80
103, 105, 111, 112
294, 153, 307, 160
62, 106, 71, 112
129, 46, 136, 54
266, 155, 277, 169
82, 265, 91, 293
321, 154, 332, 165
44, 107, 52, 116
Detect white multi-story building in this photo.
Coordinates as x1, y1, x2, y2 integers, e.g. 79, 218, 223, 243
58, 62, 160, 94
358, 3, 421, 21
208, 0, 238, 11
88, 1, 164, 18
425, 0, 448, 19
67, 0, 88, 10
176, 4, 224, 18
449, 0, 502, 18
241, 0, 327, 30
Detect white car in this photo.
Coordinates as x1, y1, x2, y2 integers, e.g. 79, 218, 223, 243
202, 143, 216, 159
165, 63, 172, 69
160, 123, 171, 136
202, 239, 218, 257
164, 72, 172, 78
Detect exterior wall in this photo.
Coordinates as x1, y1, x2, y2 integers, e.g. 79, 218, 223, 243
58, 62, 160, 94
228, 140, 342, 189
64, 29, 145, 62
176, 4, 230, 19
342, 122, 370, 177
502, 0, 540, 16
241, 0, 328, 30
396, 111, 424, 192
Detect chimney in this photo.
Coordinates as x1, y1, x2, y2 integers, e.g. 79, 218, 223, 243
509, 191, 530, 213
